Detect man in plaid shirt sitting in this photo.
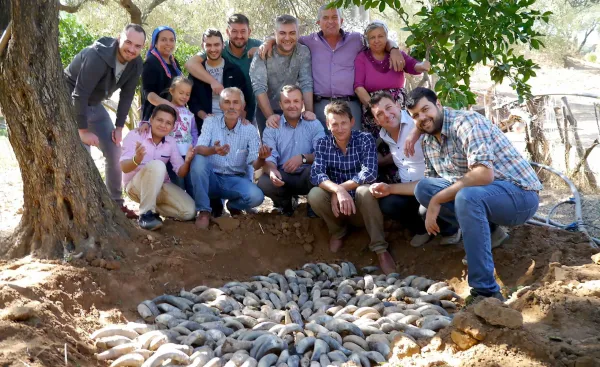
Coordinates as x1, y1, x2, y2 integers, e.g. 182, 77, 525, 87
406, 87, 542, 301
308, 101, 396, 274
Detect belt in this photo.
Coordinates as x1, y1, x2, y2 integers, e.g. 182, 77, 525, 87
314, 95, 358, 103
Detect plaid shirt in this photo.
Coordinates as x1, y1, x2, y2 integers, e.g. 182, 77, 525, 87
196, 115, 260, 176
422, 108, 543, 191
311, 130, 378, 197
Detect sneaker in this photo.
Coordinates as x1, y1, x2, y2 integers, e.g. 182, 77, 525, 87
195, 211, 210, 229
121, 205, 138, 219
138, 211, 162, 231
440, 228, 462, 246
462, 226, 509, 265
465, 289, 505, 305
410, 233, 433, 247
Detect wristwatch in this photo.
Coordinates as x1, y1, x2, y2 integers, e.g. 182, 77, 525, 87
301, 154, 307, 164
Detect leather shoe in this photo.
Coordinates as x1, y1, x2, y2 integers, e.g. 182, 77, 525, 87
377, 251, 396, 274
329, 237, 343, 253
120, 205, 138, 219
195, 211, 210, 229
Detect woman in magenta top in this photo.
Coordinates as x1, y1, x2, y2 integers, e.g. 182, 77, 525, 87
354, 20, 430, 183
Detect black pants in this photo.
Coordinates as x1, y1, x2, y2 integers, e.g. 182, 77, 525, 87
379, 194, 427, 235
257, 166, 312, 209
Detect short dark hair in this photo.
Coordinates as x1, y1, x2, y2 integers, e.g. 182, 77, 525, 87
275, 14, 298, 29
406, 87, 438, 109
228, 13, 250, 27
324, 101, 353, 121
124, 23, 146, 40
203, 28, 224, 44
151, 104, 177, 122
369, 91, 395, 109
280, 84, 302, 96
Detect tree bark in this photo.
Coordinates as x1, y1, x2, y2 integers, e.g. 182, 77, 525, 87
0, 0, 132, 259
0, 0, 10, 31
119, 0, 142, 24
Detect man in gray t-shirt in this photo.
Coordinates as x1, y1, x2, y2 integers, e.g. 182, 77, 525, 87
250, 15, 313, 135
206, 59, 224, 115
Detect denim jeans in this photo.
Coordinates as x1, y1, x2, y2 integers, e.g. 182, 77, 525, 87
190, 155, 264, 213
414, 178, 539, 295
167, 158, 194, 199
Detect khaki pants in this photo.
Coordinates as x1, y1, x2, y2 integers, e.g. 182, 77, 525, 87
126, 160, 195, 221
307, 185, 388, 253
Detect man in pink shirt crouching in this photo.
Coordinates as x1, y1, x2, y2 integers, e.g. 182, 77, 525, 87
120, 104, 196, 230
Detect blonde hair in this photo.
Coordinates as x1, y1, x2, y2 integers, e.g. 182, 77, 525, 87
169, 76, 193, 93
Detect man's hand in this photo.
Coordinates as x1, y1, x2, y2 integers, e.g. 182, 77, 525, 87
269, 169, 285, 187
282, 155, 302, 173
258, 144, 272, 160
136, 122, 150, 135
389, 48, 406, 72
214, 141, 230, 156
185, 146, 195, 163
419, 60, 431, 72
79, 129, 99, 146
265, 114, 281, 129
241, 118, 252, 126
248, 46, 259, 58
134, 141, 146, 163
369, 182, 391, 198
210, 82, 224, 96
258, 38, 276, 59
404, 127, 421, 157
425, 198, 441, 236
335, 187, 356, 216
302, 110, 317, 121
112, 127, 123, 146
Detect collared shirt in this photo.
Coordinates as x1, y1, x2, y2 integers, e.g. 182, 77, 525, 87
196, 115, 260, 175
310, 130, 378, 197
198, 38, 263, 120
263, 116, 326, 172
380, 110, 425, 182
120, 130, 184, 187
249, 44, 313, 111
422, 108, 543, 191
299, 30, 364, 97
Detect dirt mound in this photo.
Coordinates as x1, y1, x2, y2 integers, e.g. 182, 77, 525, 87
0, 211, 598, 366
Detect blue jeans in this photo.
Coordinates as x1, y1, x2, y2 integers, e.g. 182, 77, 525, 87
414, 178, 539, 295
167, 159, 194, 199
190, 155, 264, 213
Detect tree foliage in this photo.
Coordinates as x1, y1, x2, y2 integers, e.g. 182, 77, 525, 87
331, 0, 551, 108
58, 13, 96, 67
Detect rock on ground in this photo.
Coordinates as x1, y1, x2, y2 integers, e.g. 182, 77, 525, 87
451, 330, 479, 350
474, 298, 523, 329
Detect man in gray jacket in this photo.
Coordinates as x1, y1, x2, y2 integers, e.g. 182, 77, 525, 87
64, 24, 146, 218
250, 15, 314, 135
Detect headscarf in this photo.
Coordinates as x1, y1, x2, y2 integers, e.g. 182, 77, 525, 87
146, 26, 182, 79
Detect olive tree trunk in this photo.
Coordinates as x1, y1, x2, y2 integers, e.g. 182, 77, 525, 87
0, 0, 132, 259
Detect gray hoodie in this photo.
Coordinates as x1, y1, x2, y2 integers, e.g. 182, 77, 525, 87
64, 37, 143, 129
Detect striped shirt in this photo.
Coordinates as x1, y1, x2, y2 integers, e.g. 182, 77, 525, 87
263, 116, 325, 172
422, 108, 543, 191
311, 130, 378, 197
196, 115, 260, 175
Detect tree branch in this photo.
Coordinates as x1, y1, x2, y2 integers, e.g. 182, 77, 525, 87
59, 0, 87, 13
142, 0, 168, 23
118, 0, 142, 24
0, 21, 11, 58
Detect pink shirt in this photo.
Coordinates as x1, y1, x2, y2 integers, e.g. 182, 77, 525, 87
353, 50, 421, 92
120, 130, 185, 187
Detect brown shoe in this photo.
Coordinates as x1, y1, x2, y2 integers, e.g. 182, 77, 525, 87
377, 251, 396, 275
195, 211, 210, 229
121, 205, 138, 219
329, 237, 344, 253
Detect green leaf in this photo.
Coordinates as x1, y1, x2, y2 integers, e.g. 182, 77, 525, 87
378, 1, 386, 12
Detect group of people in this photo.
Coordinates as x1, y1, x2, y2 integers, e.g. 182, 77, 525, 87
64, 6, 542, 301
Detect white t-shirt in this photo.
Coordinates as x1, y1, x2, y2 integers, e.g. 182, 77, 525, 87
379, 110, 426, 182
114, 57, 128, 83
206, 59, 225, 115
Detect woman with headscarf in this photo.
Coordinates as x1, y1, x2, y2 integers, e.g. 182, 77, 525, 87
141, 26, 183, 121
354, 20, 430, 183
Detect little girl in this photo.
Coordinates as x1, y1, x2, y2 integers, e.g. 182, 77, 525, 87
139, 76, 198, 195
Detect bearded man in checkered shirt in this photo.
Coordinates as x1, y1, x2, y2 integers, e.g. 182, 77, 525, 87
406, 87, 542, 302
